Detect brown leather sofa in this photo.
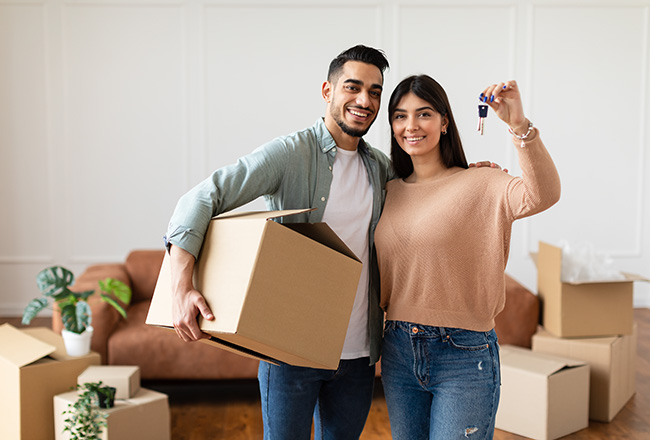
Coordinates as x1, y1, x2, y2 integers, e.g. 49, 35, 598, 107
52, 250, 539, 380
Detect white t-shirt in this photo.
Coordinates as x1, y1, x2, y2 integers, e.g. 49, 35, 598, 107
321, 147, 372, 359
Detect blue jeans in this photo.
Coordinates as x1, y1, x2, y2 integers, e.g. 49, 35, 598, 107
381, 321, 501, 440
258, 357, 375, 440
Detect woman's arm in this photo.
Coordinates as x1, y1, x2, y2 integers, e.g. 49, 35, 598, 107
481, 80, 561, 219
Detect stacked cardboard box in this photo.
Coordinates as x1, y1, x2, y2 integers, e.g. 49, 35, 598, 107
534, 241, 645, 422
496, 242, 648, 439
535, 241, 641, 339
0, 324, 101, 440
77, 365, 141, 399
532, 326, 637, 423
496, 345, 590, 440
54, 365, 170, 440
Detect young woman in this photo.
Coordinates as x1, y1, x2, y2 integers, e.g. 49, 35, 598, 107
375, 75, 561, 440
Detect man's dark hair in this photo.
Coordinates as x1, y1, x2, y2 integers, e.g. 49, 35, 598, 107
327, 45, 389, 82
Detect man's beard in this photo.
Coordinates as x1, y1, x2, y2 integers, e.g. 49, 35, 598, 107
332, 107, 374, 138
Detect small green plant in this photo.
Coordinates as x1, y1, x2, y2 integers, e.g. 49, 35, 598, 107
85, 382, 117, 408
62, 382, 113, 440
22, 266, 132, 334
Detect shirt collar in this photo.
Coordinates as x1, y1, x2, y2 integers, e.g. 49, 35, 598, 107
315, 117, 369, 155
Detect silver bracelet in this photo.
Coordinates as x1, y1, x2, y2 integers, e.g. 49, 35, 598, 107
508, 120, 534, 148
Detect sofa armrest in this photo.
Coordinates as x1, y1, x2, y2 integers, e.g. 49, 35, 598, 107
52, 263, 131, 363
495, 274, 540, 348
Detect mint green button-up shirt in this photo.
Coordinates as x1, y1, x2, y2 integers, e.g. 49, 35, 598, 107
165, 118, 394, 364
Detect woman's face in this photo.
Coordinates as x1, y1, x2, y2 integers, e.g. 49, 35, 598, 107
391, 92, 448, 160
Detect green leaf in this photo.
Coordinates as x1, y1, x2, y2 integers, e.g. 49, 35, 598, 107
60, 301, 90, 334
76, 301, 91, 330
100, 294, 127, 319
77, 289, 95, 301
22, 297, 49, 324
60, 303, 80, 333
99, 278, 131, 305
58, 296, 76, 309
36, 266, 74, 299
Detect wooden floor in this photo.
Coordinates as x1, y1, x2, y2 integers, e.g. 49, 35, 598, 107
147, 308, 650, 440
3, 309, 649, 439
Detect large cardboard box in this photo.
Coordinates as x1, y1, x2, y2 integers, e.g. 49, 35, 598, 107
0, 323, 101, 440
496, 345, 590, 440
536, 241, 648, 337
78, 365, 141, 399
146, 209, 362, 369
54, 388, 170, 440
532, 325, 637, 422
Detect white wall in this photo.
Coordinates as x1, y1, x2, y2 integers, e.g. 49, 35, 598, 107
1, 0, 649, 315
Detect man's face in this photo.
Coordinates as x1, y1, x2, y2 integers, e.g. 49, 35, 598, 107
324, 61, 383, 138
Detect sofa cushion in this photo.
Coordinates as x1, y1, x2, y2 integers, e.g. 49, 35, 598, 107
495, 275, 540, 348
125, 250, 165, 303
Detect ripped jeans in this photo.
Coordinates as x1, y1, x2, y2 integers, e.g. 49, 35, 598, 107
381, 321, 501, 440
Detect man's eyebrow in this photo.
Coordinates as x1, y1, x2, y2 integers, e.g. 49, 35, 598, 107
343, 78, 383, 91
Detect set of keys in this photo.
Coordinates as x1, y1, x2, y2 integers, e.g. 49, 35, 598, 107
477, 103, 488, 135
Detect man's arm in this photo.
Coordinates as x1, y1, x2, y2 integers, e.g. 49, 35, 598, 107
169, 244, 214, 341
166, 137, 295, 342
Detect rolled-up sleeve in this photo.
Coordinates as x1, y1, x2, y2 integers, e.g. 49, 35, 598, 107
164, 138, 291, 259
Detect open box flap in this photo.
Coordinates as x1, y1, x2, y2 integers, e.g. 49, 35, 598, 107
564, 272, 649, 285
619, 272, 650, 283
500, 345, 586, 377
533, 242, 649, 285
283, 222, 360, 262
0, 323, 56, 367
212, 209, 358, 261
213, 208, 315, 221
22, 327, 75, 361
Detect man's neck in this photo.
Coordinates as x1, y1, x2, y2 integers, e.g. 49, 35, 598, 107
324, 117, 360, 151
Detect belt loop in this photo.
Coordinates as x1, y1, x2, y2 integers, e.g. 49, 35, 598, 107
439, 327, 447, 342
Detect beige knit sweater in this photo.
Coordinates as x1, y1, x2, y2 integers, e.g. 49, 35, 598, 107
375, 129, 561, 331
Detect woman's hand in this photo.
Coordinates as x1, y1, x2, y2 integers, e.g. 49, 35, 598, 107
480, 80, 529, 134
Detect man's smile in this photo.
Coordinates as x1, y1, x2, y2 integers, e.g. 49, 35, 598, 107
347, 107, 372, 120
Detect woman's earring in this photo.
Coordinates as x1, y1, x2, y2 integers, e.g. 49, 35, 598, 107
442, 128, 447, 135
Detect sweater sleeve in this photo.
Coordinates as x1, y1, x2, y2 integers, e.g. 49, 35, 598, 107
505, 129, 561, 220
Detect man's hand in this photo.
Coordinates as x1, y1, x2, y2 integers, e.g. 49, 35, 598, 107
170, 245, 214, 342
469, 161, 509, 174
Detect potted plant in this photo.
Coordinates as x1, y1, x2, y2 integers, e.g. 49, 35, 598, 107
62, 381, 114, 439
83, 381, 118, 409
22, 266, 131, 356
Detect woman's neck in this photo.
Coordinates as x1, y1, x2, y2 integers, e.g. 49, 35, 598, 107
405, 156, 450, 183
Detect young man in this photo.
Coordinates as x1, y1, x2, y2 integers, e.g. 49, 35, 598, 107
165, 45, 393, 439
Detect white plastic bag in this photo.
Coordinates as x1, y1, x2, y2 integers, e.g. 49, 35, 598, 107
558, 240, 625, 283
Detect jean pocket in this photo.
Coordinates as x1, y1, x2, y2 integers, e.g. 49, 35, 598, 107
447, 329, 490, 351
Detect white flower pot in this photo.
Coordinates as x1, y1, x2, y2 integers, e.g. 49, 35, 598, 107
61, 326, 94, 357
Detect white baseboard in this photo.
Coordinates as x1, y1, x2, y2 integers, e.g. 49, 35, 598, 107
0, 304, 53, 318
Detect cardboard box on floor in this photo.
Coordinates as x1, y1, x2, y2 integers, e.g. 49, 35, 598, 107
146, 209, 362, 370
54, 388, 170, 440
0, 323, 101, 440
496, 345, 590, 440
532, 324, 637, 422
78, 365, 141, 399
535, 241, 648, 338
